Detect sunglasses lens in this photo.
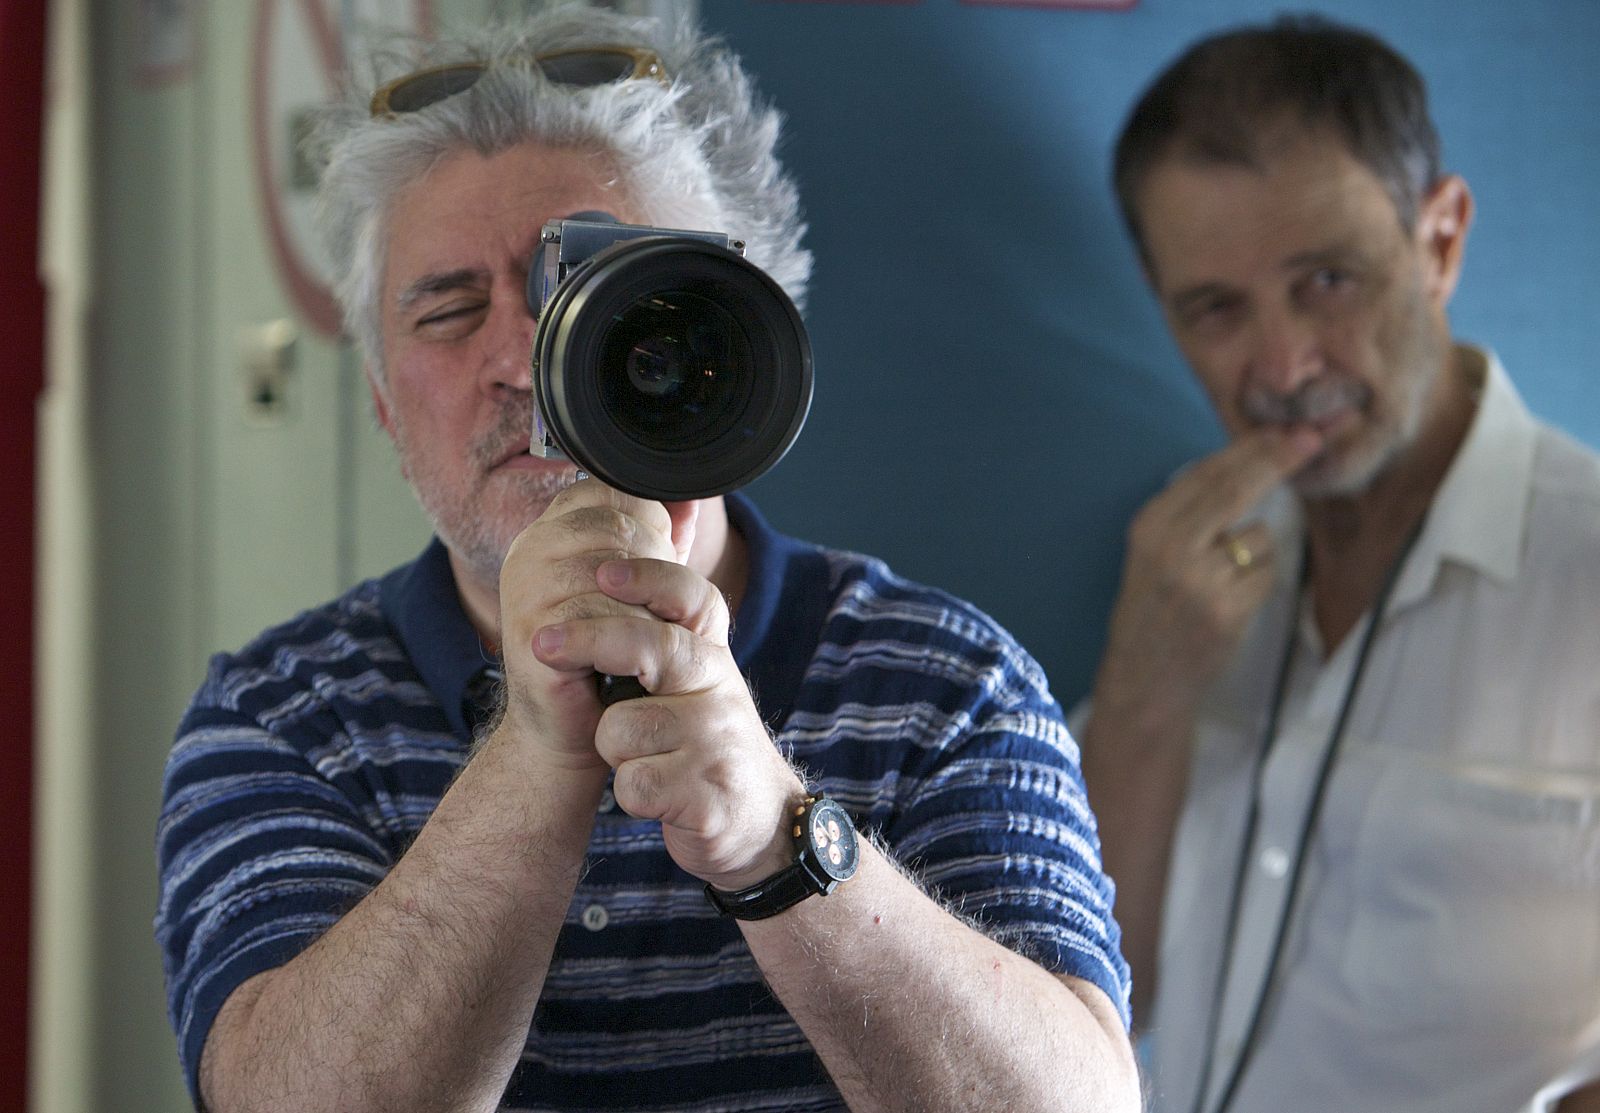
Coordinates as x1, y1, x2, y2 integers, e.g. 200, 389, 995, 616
385, 65, 484, 113
538, 50, 643, 87
376, 50, 660, 118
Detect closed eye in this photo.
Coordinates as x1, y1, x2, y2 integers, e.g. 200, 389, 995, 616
415, 300, 488, 335
395, 266, 493, 336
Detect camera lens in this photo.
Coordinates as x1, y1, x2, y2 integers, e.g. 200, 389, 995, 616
624, 337, 685, 398
532, 236, 811, 501
599, 291, 753, 450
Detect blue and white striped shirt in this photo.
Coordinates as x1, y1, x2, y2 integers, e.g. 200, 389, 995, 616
156, 494, 1130, 1110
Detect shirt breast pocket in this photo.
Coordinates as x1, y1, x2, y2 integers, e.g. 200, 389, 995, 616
1340, 756, 1600, 1036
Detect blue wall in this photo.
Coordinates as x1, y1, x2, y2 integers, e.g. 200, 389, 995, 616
700, 0, 1600, 704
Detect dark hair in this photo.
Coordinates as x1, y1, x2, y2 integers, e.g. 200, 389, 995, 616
1112, 15, 1441, 259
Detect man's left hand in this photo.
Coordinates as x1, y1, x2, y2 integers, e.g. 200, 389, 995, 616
529, 553, 803, 890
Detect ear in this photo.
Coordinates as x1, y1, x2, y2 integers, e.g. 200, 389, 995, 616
365, 363, 398, 441
1416, 174, 1474, 308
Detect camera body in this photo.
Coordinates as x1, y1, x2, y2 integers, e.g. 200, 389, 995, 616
530, 215, 741, 310
526, 212, 812, 502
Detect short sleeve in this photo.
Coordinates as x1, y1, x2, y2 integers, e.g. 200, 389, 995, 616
787, 556, 1132, 1030
154, 656, 393, 1103
882, 651, 1132, 1029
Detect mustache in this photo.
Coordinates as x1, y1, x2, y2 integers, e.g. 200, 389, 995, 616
471, 402, 535, 469
1240, 376, 1371, 426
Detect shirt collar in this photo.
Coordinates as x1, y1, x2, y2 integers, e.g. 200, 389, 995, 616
1391, 345, 1535, 607
378, 537, 496, 742
377, 491, 820, 741
724, 492, 829, 730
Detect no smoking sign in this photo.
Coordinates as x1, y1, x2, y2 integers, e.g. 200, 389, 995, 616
251, 0, 434, 336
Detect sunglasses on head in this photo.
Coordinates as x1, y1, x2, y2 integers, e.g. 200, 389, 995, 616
369, 46, 667, 117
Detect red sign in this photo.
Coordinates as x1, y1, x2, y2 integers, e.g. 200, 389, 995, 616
963, 0, 1137, 8
251, 0, 434, 336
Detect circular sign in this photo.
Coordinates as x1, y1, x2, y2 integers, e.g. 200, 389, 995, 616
251, 0, 433, 336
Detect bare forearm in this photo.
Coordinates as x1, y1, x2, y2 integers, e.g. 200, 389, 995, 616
739, 847, 1140, 1113
200, 729, 609, 1113
1074, 431, 1316, 1024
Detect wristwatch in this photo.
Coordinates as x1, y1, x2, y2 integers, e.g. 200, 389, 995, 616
705, 795, 860, 920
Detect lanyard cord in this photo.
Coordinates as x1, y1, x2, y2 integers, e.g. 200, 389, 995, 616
1188, 513, 1427, 1113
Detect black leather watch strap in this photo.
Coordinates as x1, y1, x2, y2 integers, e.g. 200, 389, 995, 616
705, 794, 857, 920
704, 862, 817, 921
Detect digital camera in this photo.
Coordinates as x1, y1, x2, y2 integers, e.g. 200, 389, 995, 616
526, 212, 813, 502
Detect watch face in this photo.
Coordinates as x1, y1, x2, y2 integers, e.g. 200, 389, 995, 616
805, 798, 859, 882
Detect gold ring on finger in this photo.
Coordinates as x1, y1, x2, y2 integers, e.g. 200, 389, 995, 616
1223, 535, 1255, 570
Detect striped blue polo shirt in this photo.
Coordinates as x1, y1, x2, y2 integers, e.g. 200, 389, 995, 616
156, 494, 1130, 1111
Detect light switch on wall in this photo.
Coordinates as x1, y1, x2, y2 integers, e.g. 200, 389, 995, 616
241, 317, 299, 422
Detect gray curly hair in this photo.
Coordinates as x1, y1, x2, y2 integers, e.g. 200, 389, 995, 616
309, 1, 811, 382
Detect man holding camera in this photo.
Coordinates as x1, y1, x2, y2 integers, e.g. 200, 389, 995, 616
154, 7, 1137, 1111
1079, 17, 1600, 1113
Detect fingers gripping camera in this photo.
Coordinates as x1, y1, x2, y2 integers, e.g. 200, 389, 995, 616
526, 213, 813, 502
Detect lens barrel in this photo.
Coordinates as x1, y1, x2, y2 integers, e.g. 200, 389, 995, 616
532, 236, 812, 501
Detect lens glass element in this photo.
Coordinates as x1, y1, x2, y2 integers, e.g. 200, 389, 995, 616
596, 290, 755, 452
537, 49, 641, 86
381, 64, 484, 114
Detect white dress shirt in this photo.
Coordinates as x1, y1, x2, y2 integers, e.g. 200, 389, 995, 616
1144, 347, 1600, 1113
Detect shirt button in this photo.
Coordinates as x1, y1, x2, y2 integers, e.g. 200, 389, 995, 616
1259, 845, 1291, 879
598, 788, 616, 813
581, 903, 609, 932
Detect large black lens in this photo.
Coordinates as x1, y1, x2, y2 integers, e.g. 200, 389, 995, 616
596, 291, 754, 452
533, 237, 811, 501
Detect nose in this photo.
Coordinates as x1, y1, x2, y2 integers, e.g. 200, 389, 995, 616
1247, 305, 1322, 394
482, 298, 536, 396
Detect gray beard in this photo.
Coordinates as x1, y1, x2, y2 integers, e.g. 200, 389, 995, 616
394, 397, 576, 587
420, 467, 576, 586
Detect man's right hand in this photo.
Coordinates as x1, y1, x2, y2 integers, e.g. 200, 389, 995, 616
1082, 426, 1323, 1024
1092, 427, 1324, 732
494, 480, 688, 768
